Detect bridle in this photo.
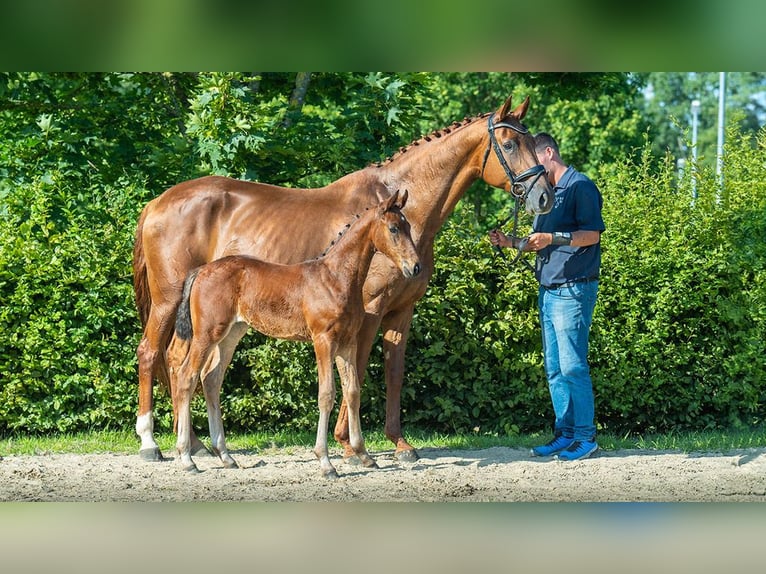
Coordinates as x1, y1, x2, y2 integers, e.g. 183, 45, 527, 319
481, 113, 546, 200
481, 113, 546, 271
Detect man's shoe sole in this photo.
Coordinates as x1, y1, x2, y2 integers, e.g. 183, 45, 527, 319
556, 444, 598, 461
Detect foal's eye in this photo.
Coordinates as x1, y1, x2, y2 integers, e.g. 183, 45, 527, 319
389, 225, 399, 235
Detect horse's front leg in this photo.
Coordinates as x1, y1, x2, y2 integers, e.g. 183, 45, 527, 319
313, 338, 339, 479
381, 305, 419, 462
336, 347, 377, 469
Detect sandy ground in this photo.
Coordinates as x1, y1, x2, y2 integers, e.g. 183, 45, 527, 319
2, 444, 766, 502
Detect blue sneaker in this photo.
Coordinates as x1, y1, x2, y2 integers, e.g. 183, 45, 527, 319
556, 440, 598, 461
530, 435, 574, 457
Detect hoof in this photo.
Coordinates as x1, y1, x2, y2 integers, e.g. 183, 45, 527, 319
222, 459, 239, 469
191, 443, 213, 457
183, 464, 201, 474
361, 457, 379, 469
395, 448, 419, 463
139, 448, 164, 462
343, 455, 363, 466
322, 469, 340, 480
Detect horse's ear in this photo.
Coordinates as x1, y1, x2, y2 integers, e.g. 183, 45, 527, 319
510, 96, 530, 121
496, 94, 514, 120
496, 94, 530, 121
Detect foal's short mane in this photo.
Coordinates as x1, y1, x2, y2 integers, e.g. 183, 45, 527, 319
373, 113, 490, 167
315, 203, 404, 260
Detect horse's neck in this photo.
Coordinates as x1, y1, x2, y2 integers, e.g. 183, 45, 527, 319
373, 117, 486, 243
320, 212, 378, 287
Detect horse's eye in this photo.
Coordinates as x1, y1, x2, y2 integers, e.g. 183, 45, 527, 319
502, 140, 516, 152
389, 225, 399, 235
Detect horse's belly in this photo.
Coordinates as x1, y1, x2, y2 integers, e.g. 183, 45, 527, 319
240, 312, 310, 342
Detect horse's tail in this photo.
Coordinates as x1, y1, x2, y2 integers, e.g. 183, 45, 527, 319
175, 269, 200, 341
133, 204, 173, 389
132, 207, 152, 329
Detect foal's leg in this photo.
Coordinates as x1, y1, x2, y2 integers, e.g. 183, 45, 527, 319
200, 324, 248, 469
312, 337, 338, 479
174, 343, 210, 473
336, 346, 377, 469
334, 312, 379, 463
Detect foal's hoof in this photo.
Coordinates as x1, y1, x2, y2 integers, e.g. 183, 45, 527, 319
222, 459, 239, 470
322, 469, 340, 480
395, 448, 419, 463
183, 464, 201, 474
362, 458, 379, 470
191, 443, 214, 457
343, 454, 363, 466
139, 447, 164, 462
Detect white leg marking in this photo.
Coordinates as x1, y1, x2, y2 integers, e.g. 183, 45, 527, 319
136, 412, 159, 451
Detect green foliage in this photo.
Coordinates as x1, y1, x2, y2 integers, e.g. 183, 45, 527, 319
402, 211, 549, 435
637, 72, 766, 170
0, 174, 147, 432
592, 127, 766, 433
0, 72, 763, 440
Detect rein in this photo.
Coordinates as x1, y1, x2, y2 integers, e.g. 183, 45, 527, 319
491, 202, 535, 273
482, 113, 544, 273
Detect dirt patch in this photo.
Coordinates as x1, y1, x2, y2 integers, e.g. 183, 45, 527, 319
2, 445, 766, 502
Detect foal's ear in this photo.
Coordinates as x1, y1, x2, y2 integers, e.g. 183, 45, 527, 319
397, 189, 408, 210
496, 94, 530, 121
384, 189, 406, 213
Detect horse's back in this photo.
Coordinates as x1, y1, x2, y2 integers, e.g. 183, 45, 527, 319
142, 174, 382, 268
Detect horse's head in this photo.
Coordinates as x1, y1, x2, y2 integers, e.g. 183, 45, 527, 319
373, 190, 421, 278
481, 95, 553, 215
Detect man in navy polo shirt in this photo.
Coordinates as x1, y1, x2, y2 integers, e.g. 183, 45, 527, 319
489, 132, 605, 461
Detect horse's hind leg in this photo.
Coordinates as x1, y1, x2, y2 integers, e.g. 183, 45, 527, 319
136, 303, 176, 461
201, 324, 247, 469
380, 306, 419, 461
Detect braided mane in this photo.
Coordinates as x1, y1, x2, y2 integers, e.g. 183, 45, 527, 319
372, 113, 490, 168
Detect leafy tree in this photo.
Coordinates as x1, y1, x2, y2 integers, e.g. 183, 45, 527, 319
637, 72, 766, 170
0, 72, 764, 438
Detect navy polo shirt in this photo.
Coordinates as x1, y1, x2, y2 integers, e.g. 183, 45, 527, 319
533, 166, 605, 287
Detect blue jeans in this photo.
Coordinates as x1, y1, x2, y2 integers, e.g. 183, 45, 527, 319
538, 280, 598, 442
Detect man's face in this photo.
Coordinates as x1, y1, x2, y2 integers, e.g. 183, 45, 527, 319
536, 146, 554, 185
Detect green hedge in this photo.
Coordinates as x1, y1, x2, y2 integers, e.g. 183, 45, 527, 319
1, 130, 764, 437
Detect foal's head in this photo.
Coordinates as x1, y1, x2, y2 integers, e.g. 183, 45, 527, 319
372, 190, 421, 279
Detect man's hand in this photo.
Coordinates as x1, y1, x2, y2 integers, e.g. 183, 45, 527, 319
489, 230, 530, 251
524, 232, 553, 251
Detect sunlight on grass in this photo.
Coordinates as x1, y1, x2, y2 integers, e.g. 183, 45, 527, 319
1, 427, 764, 456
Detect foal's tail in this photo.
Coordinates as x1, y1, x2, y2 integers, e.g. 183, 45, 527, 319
175, 269, 201, 341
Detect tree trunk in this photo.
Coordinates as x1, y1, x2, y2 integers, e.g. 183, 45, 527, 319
283, 72, 312, 128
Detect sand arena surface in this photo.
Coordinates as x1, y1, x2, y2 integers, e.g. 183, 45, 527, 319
2, 445, 766, 501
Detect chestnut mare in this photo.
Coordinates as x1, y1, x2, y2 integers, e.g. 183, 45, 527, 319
133, 94, 553, 463
167, 191, 420, 477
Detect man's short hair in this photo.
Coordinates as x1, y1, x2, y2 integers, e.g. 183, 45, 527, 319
534, 132, 559, 155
